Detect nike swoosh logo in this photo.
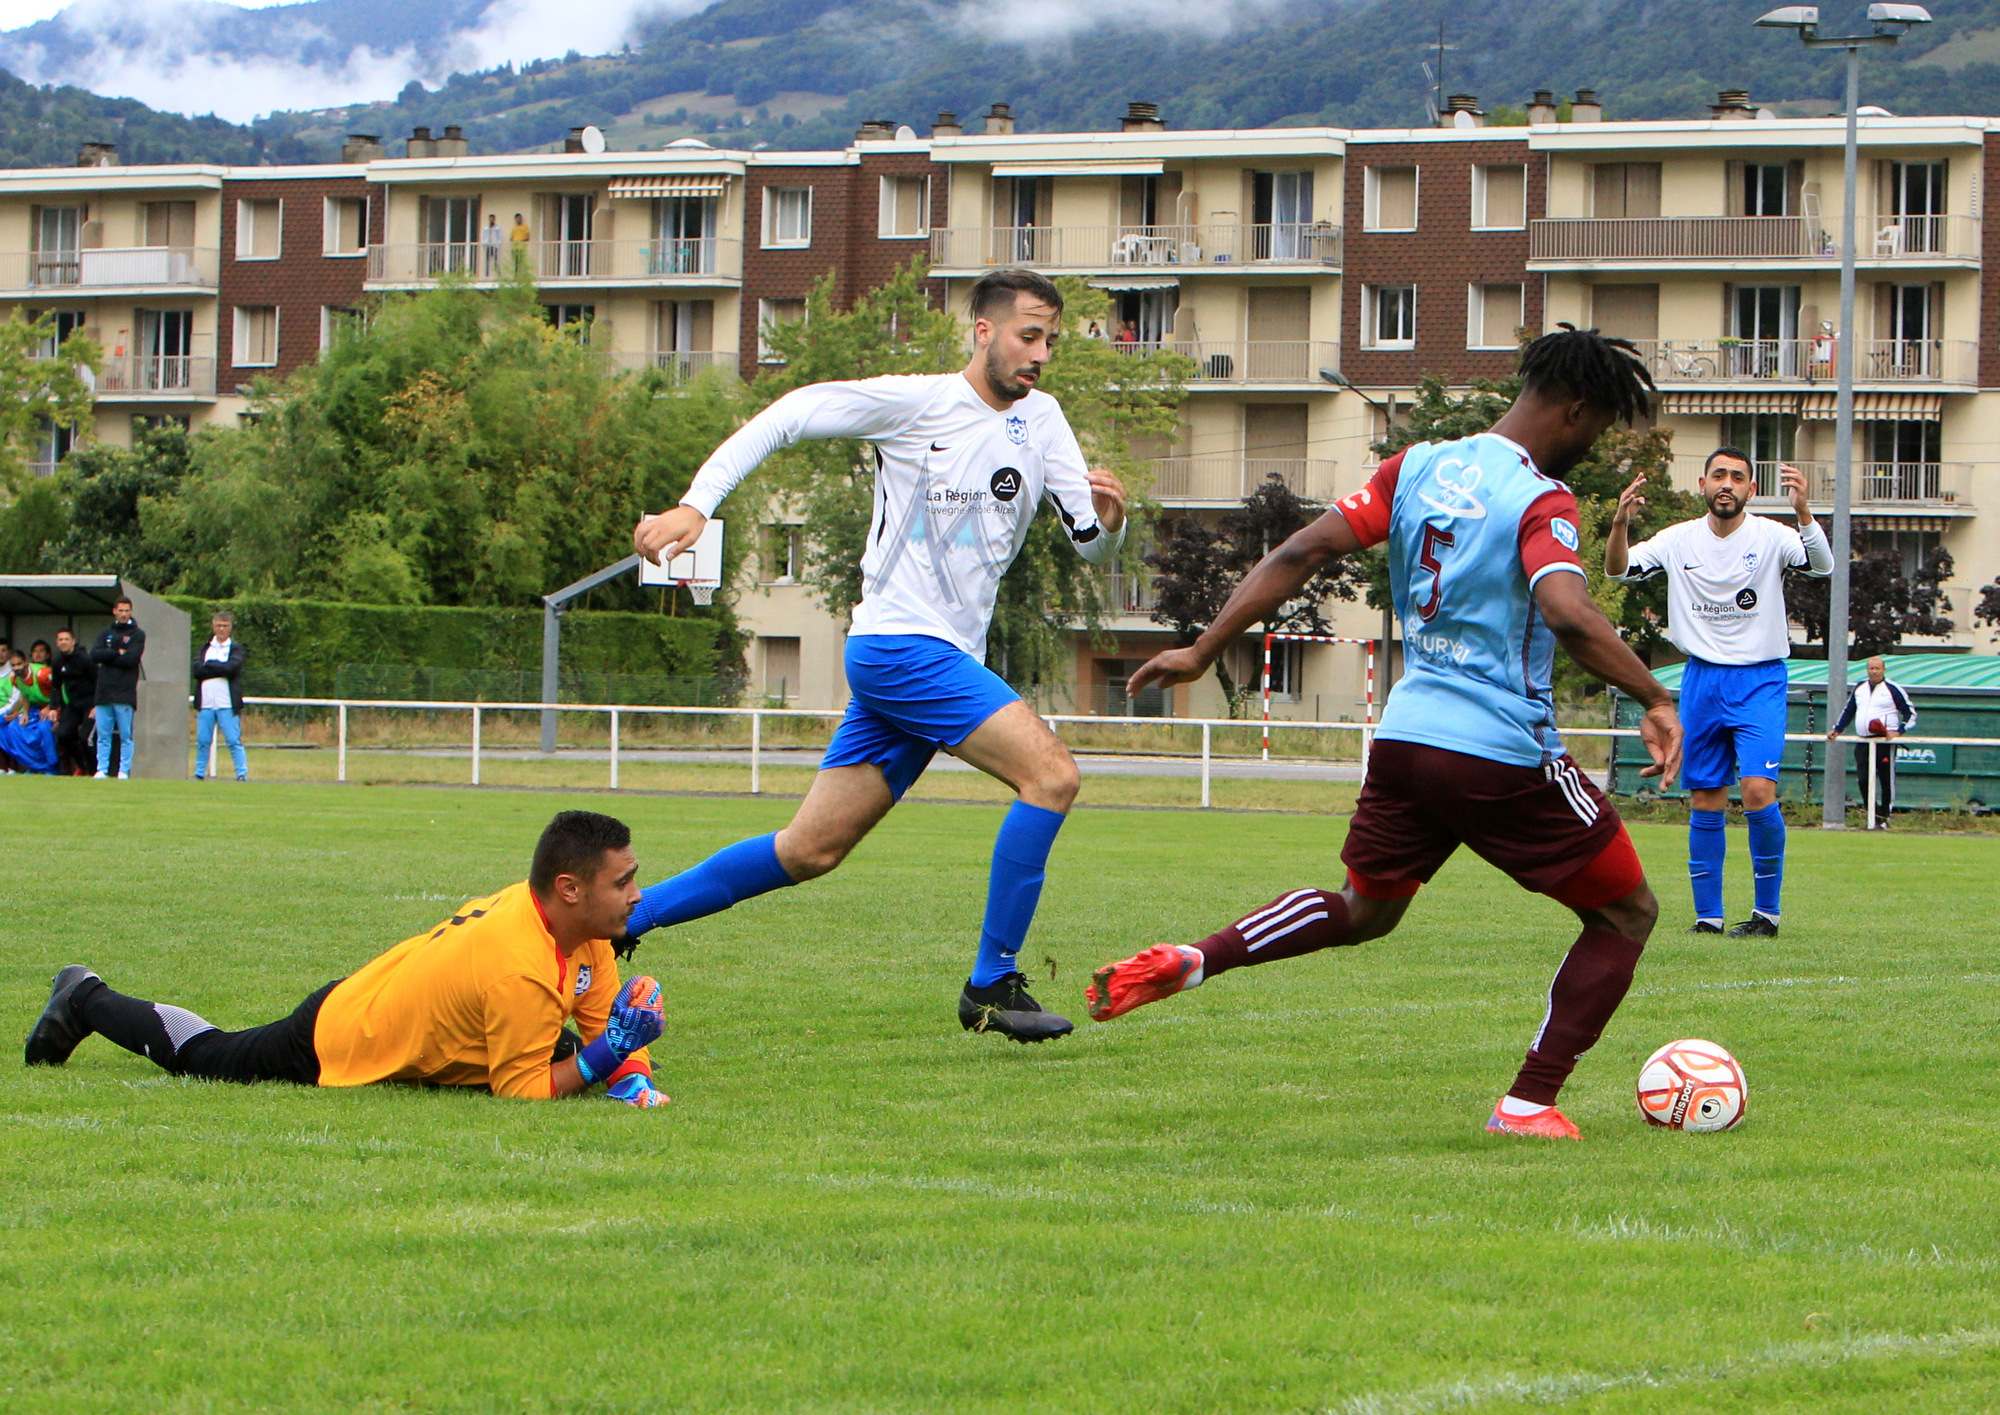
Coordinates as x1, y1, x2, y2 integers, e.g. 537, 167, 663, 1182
931, 442, 950, 452
1765, 761, 1781, 770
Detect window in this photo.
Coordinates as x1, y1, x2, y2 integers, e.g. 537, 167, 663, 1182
1468, 283, 1524, 350
761, 637, 802, 702
1472, 165, 1525, 229
1722, 412, 1796, 495
544, 304, 595, 343
1743, 163, 1790, 217
759, 526, 802, 584
878, 175, 929, 237
1265, 640, 1306, 700
1591, 163, 1661, 218
234, 305, 278, 366
1590, 284, 1659, 344
1364, 284, 1416, 348
324, 196, 368, 255
1252, 170, 1315, 257
1364, 166, 1417, 231
235, 198, 281, 260
320, 305, 363, 350
763, 187, 812, 247
34, 309, 88, 358
141, 201, 195, 248
758, 297, 807, 362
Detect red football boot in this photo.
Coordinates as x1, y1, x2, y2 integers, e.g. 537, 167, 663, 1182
1485, 1102, 1583, 1139
1086, 944, 1202, 1022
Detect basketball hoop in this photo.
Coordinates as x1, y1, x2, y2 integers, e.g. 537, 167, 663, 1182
638, 518, 724, 607
689, 585, 714, 605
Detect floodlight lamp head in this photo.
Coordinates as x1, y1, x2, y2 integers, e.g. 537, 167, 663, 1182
1867, 3, 1931, 24
1319, 367, 1350, 386
1754, 6, 1819, 28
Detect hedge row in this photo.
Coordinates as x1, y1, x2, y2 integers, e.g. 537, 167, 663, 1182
165, 597, 734, 696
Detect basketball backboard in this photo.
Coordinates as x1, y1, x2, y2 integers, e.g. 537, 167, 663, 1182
639, 518, 723, 601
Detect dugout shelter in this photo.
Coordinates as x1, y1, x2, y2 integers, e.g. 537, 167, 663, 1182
1609, 653, 2000, 811
0, 575, 190, 779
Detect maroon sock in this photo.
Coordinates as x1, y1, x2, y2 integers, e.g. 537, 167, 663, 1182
1194, 889, 1352, 978
1508, 925, 1645, 1106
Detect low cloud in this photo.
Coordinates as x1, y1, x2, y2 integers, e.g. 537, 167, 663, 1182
948, 0, 1292, 41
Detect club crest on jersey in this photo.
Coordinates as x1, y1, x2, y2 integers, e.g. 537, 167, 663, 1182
575, 964, 592, 997
1416, 458, 1487, 519
1742, 550, 1760, 573
1005, 415, 1028, 446
1551, 517, 1579, 551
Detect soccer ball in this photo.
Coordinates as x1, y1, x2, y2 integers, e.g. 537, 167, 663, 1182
1636, 1038, 1746, 1132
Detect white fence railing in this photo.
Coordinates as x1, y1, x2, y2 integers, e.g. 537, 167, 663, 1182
0, 246, 219, 291
366, 237, 743, 283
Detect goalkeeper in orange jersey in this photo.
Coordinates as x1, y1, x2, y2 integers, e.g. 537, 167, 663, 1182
23, 811, 669, 1107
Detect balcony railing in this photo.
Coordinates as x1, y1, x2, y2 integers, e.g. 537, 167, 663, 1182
1147, 456, 1340, 505
1638, 338, 1976, 386
1101, 572, 1159, 615
0, 246, 219, 291
930, 222, 1341, 271
1530, 214, 1979, 263
26, 460, 56, 478
89, 354, 218, 398
366, 238, 742, 283
606, 349, 740, 379
1669, 456, 1972, 508
1112, 338, 1339, 384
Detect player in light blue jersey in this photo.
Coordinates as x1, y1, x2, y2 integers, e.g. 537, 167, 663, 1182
1090, 327, 1682, 1140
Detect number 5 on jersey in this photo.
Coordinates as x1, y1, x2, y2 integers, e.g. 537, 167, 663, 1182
1417, 523, 1455, 622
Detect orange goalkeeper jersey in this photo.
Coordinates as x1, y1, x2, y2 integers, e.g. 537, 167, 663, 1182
312, 880, 648, 1099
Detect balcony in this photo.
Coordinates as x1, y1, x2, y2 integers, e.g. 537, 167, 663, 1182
1101, 572, 1159, 615
1114, 339, 1339, 386
0, 246, 219, 293
930, 222, 1341, 273
606, 349, 740, 380
1637, 338, 1976, 388
365, 237, 742, 286
1147, 456, 1339, 506
1668, 456, 1973, 512
93, 354, 217, 399
1529, 214, 1979, 267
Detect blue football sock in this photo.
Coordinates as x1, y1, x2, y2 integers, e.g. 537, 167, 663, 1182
1688, 810, 1726, 922
1745, 803, 1785, 919
970, 801, 1067, 987
625, 833, 795, 936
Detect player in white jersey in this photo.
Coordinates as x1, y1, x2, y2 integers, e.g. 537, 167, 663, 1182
622, 270, 1127, 1041
1606, 448, 1833, 937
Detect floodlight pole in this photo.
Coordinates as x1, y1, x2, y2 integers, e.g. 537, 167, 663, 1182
540, 554, 642, 752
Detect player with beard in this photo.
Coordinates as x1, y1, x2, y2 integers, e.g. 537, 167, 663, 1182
1087, 326, 1682, 1139
625, 269, 1126, 1042
1604, 449, 1831, 937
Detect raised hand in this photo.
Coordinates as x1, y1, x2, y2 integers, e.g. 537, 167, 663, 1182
634, 506, 707, 566
1779, 463, 1812, 522
1612, 470, 1648, 528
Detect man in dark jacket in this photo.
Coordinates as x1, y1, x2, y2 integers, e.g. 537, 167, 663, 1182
89, 598, 145, 779
193, 610, 247, 781
49, 628, 95, 775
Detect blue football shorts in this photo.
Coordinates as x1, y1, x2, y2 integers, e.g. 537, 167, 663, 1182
1679, 657, 1790, 791
820, 634, 1020, 800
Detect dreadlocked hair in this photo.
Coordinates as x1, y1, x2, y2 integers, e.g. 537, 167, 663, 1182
1517, 322, 1656, 425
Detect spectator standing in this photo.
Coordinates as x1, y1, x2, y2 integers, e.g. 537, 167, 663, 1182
49, 628, 95, 774
481, 213, 504, 276
1829, 655, 1917, 829
193, 611, 248, 782
509, 212, 531, 273
89, 597, 145, 779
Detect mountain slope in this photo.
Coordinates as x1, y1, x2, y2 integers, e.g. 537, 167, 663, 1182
0, 68, 319, 168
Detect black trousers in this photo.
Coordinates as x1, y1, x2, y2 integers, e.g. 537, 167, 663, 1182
172, 981, 343, 1084
54, 704, 93, 773
1852, 740, 1895, 823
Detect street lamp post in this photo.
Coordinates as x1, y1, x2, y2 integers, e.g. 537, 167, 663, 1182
1322, 368, 1401, 684
1754, 4, 1932, 827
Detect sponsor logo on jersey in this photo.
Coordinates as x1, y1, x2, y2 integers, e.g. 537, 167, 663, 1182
1551, 517, 1578, 551
1735, 587, 1758, 610
1411, 632, 1473, 664
575, 965, 592, 997
1416, 458, 1487, 520
989, 467, 1022, 501
1005, 415, 1028, 446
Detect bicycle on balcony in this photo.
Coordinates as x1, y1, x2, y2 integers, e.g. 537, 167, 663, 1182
1648, 345, 1718, 381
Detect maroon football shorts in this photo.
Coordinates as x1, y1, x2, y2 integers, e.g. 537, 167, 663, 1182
1341, 739, 1641, 909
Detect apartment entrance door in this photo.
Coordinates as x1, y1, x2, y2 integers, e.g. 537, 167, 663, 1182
1731, 285, 1799, 378
555, 194, 594, 277
1888, 160, 1946, 253
34, 206, 80, 286
1253, 171, 1314, 259
421, 196, 479, 274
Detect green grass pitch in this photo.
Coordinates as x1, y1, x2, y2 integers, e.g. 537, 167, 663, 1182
3, 779, 1998, 1413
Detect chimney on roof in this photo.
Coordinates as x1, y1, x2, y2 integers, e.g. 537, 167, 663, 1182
1571, 89, 1602, 123
76, 141, 117, 167
931, 110, 963, 137
1710, 88, 1755, 121
1527, 90, 1559, 125
406, 126, 437, 158
341, 133, 385, 163
564, 126, 587, 153
1122, 101, 1163, 133
1442, 94, 1485, 128
855, 119, 896, 142
436, 124, 469, 156
983, 102, 1015, 135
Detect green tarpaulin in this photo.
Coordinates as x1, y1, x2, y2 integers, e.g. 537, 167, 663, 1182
1651, 653, 2000, 692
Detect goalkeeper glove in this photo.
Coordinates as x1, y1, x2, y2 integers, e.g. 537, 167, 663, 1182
605, 1073, 670, 1108
575, 975, 664, 1085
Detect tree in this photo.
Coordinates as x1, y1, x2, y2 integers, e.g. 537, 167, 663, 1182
31, 426, 194, 587
1977, 578, 2000, 640
1787, 539, 1954, 656
0, 310, 98, 496
1147, 478, 1367, 714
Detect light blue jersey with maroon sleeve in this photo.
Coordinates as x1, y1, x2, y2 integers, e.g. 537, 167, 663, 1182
1334, 433, 1587, 769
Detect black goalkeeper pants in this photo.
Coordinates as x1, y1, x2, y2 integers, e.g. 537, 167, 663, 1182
76, 977, 344, 1085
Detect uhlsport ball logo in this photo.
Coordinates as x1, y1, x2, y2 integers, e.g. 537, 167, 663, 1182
1636, 1037, 1746, 1132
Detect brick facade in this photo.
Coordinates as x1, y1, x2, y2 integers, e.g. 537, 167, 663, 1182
1342, 137, 1541, 388
217, 171, 380, 382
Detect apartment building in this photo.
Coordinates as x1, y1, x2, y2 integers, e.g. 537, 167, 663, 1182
0, 94, 1994, 722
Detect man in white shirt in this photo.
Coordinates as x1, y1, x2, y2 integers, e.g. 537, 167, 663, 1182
193, 611, 247, 782
624, 269, 1127, 1042
1607, 447, 1834, 937
1829, 655, 1917, 828
481, 213, 504, 276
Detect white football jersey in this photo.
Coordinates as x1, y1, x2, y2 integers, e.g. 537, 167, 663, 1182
680, 374, 1122, 658
1615, 514, 1833, 664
